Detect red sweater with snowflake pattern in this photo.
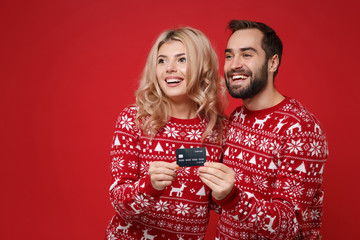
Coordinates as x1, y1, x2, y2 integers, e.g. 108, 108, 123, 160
105, 106, 224, 240
214, 97, 328, 240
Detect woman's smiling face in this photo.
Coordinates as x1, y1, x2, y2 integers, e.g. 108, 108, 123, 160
156, 40, 188, 102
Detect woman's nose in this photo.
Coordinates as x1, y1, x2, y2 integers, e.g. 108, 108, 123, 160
166, 61, 177, 73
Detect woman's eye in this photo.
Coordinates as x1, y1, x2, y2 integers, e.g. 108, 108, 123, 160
179, 57, 186, 63
158, 58, 165, 64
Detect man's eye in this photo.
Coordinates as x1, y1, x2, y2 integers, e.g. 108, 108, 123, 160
225, 55, 233, 59
243, 54, 252, 58
179, 57, 186, 63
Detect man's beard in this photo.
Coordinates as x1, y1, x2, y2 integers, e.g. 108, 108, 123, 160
225, 62, 268, 99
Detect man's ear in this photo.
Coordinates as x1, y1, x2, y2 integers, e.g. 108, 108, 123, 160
268, 54, 279, 73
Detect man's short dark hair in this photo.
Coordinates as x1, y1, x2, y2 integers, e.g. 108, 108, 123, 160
228, 20, 283, 78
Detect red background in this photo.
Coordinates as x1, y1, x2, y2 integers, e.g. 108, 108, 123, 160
1, 0, 359, 239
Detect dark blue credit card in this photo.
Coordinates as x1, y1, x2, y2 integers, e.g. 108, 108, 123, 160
176, 147, 206, 167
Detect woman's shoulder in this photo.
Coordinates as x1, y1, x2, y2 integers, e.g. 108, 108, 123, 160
119, 104, 137, 116
113, 104, 141, 133
116, 104, 138, 123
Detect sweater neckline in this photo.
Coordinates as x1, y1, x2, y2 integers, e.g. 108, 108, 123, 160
169, 116, 202, 124
242, 96, 290, 116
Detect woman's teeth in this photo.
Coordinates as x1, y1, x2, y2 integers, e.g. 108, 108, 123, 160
166, 79, 181, 84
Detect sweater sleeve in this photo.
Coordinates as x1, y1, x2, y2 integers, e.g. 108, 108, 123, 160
108, 106, 164, 218
214, 119, 328, 239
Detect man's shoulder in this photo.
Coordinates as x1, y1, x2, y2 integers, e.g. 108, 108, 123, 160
277, 97, 325, 135
281, 97, 319, 122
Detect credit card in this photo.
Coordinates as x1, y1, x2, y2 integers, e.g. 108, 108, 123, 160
176, 147, 206, 167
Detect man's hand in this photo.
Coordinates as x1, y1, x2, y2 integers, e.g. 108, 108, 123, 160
149, 161, 179, 191
198, 162, 235, 200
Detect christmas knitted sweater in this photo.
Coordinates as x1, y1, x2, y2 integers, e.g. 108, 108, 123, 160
214, 97, 328, 240
105, 106, 224, 240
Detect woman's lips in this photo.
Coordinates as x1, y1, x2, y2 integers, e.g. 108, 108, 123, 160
165, 76, 183, 86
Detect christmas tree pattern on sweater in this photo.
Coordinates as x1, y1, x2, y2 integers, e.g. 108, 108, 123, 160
214, 97, 328, 240
105, 106, 224, 240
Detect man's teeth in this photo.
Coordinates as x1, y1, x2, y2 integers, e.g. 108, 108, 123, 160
166, 79, 181, 84
232, 75, 248, 80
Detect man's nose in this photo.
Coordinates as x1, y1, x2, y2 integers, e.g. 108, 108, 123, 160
231, 56, 243, 70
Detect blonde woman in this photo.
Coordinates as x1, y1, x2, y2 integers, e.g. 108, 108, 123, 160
105, 27, 226, 240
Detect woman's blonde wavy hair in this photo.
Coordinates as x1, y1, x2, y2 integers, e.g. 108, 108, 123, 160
135, 27, 227, 142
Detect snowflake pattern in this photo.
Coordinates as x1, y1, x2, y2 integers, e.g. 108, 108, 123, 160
258, 138, 270, 151
287, 139, 304, 154
302, 209, 309, 221
310, 209, 321, 220
140, 215, 149, 224
119, 114, 134, 130
283, 180, 304, 198
250, 207, 264, 222
174, 223, 183, 231
155, 200, 170, 212
309, 140, 321, 156
134, 195, 150, 208
140, 160, 150, 174
112, 156, 124, 167
252, 176, 268, 191
306, 189, 316, 197
164, 126, 180, 138
191, 226, 200, 233
157, 220, 166, 228
269, 140, 281, 156
111, 156, 125, 174
250, 233, 257, 239
186, 129, 202, 141
128, 160, 137, 169
244, 133, 257, 147
175, 203, 190, 216
207, 129, 219, 142
240, 232, 249, 239
195, 206, 207, 217
234, 168, 244, 182
228, 127, 236, 141
235, 130, 244, 144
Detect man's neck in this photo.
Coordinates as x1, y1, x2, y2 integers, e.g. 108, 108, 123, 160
243, 84, 285, 111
